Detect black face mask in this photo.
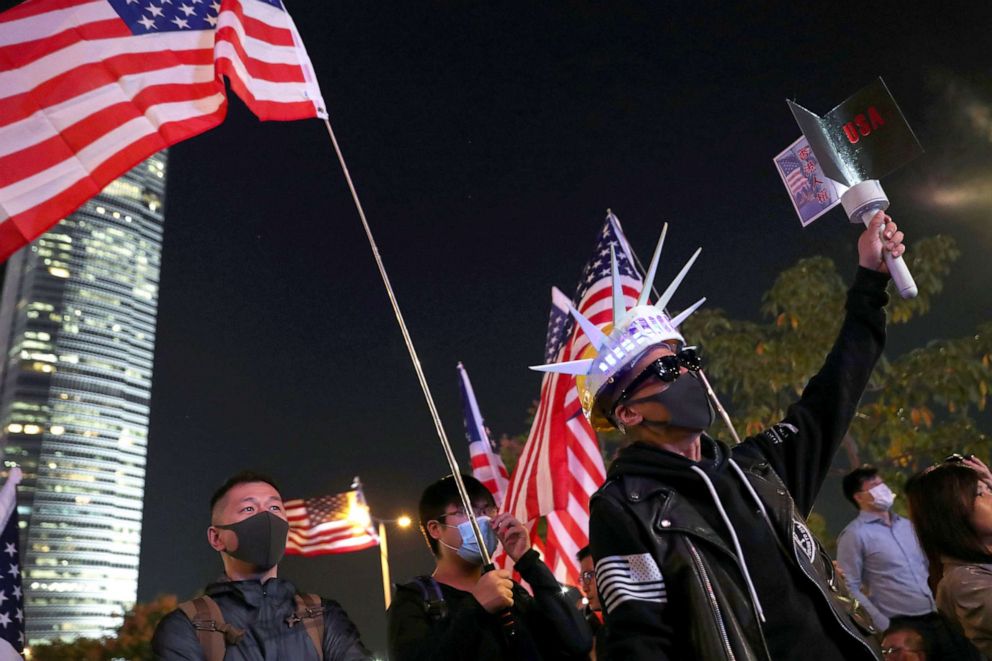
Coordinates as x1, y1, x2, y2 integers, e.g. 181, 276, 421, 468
626, 371, 714, 431
215, 511, 289, 570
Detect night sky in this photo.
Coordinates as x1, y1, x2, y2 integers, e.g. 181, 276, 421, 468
79, 2, 992, 654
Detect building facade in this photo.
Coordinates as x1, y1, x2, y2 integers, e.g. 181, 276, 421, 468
0, 153, 166, 643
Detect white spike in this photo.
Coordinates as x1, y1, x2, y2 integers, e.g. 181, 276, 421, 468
568, 305, 608, 350
636, 223, 668, 308
669, 297, 706, 328
610, 245, 625, 326
529, 358, 595, 376
656, 247, 702, 311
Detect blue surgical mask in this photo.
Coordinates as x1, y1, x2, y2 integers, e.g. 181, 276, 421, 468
440, 516, 499, 564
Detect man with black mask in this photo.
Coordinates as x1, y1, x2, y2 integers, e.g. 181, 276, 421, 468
533, 212, 906, 660
387, 474, 591, 660
152, 470, 372, 660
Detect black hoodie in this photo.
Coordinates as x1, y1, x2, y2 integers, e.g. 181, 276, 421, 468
591, 266, 890, 661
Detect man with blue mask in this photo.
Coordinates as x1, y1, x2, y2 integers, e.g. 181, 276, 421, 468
152, 470, 372, 660
838, 466, 936, 630
387, 474, 591, 660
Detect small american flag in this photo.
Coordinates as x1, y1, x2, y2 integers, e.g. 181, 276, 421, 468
778, 152, 810, 198
284, 488, 379, 557
457, 362, 510, 505
0, 471, 24, 656
502, 212, 642, 586
0, 0, 326, 261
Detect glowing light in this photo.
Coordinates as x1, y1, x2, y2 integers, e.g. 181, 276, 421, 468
347, 498, 372, 529
6, 424, 23, 434
396, 515, 412, 528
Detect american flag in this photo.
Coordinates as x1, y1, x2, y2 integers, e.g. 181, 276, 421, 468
284, 488, 379, 557
457, 362, 510, 505
502, 212, 643, 585
778, 151, 810, 199
0, 471, 24, 656
0, 0, 326, 261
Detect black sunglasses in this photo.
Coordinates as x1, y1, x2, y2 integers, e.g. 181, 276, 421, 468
617, 347, 702, 403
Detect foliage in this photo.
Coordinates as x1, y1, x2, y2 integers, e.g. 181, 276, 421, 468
680, 235, 990, 486
28, 594, 178, 661
504, 236, 987, 552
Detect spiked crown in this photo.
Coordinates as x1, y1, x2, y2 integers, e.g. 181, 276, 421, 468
531, 224, 705, 430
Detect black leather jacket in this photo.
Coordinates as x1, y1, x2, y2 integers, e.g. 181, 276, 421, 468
596, 449, 881, 660
589, 267, 891, 661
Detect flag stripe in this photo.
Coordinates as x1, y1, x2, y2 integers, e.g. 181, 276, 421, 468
0, 0, 325, 261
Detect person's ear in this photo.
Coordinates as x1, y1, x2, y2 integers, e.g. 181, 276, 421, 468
426, 520, 443, 542
207, 526, 226, 552
614, 402, 643, 427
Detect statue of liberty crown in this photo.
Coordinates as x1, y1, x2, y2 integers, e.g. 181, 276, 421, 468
531, 224, 705, 430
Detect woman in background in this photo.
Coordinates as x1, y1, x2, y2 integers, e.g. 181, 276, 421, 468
905, 455, 992, 658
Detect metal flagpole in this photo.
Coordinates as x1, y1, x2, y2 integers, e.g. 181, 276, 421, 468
610, 211, 742, 444
321, 117, 493, 566
378, 521, 391, 610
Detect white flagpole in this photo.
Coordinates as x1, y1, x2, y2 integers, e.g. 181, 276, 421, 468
379, 521, 391, 610
322, 118, 493, 564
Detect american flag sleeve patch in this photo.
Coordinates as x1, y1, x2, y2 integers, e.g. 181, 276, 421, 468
596, 553, 667, 613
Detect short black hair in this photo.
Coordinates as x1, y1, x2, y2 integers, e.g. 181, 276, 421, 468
210, 470, 281, 517
842, 466, 878, 508
576, 545, 592, 563
418, 474, 495, 557
885, 613, 985, 661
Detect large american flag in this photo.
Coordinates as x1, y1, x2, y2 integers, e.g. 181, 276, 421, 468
284, 489, 379, 557
502, 212, 643, 585
457, 362, 510, 505
0, 0, 326, 261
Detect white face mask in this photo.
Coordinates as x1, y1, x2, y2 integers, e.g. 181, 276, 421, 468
868, 484, 896, 511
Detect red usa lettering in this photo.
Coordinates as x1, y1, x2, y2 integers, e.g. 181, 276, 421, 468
842, 106, 886, 144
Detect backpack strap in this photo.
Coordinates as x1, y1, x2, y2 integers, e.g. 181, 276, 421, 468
287, 592, 325, 661
178, 596, 245, 661
409, 575, 448, 623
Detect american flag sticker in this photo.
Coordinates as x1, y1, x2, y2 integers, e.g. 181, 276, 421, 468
774, 137, 847, 227
596, 553, 667, 613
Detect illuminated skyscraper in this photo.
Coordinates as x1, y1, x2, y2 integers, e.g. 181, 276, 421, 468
0, 153, 166, 643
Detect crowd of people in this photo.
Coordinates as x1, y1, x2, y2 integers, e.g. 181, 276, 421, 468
148, 215, 992, 660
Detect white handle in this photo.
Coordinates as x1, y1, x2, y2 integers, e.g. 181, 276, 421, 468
862, 211, 917, 299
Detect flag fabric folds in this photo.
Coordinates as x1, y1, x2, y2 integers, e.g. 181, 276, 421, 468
0, 470, 24, 656
457, 362, 510, 506
284, 488, 379, 557
0, 0, 326, 261
502, 213, 643, 585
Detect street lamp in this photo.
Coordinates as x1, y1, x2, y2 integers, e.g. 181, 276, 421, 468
377, 515, 413, 610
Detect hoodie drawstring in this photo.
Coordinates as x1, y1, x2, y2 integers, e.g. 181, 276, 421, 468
690, 465, 767, 623
728, 459, 770, 521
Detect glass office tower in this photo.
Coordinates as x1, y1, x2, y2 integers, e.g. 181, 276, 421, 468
0, 153, 166, 643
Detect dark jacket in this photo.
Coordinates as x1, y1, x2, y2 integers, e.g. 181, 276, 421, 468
152, 576, 372, 660
387, 548, 592, 661
589, 267, 891, 661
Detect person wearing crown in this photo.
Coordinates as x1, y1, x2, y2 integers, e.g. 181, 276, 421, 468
532, 211, 904, 660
